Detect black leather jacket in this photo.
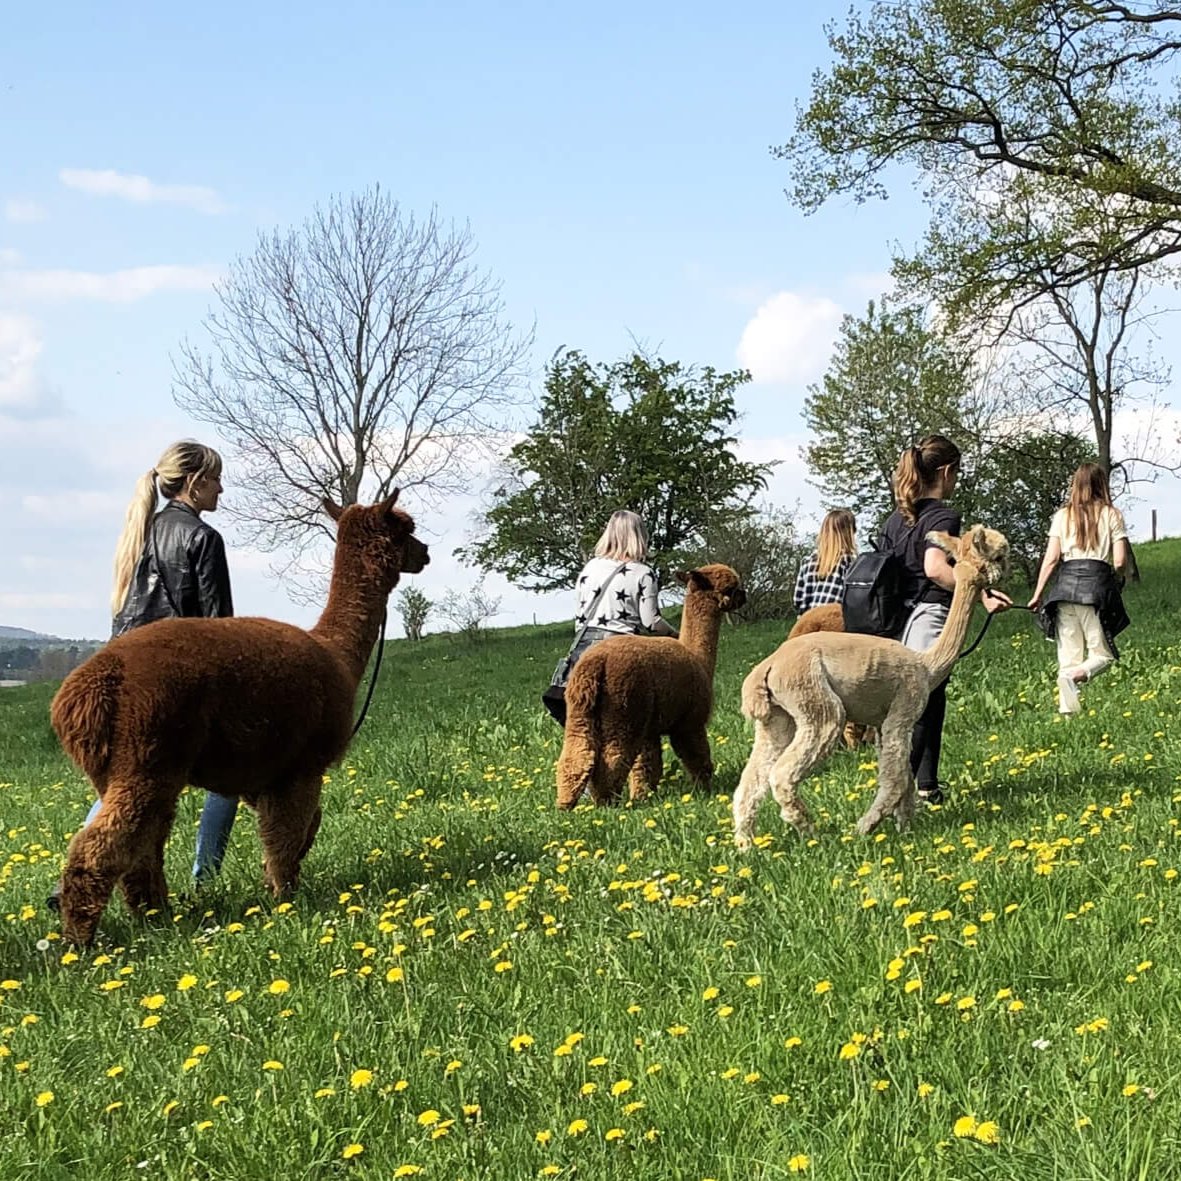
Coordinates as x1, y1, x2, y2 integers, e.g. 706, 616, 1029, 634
1037, 558, 1130, 659
111, 501, 233, 637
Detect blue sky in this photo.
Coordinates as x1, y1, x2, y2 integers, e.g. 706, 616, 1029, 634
1, 1, 1176, 639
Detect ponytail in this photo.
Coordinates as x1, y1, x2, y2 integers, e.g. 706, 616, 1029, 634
110, 470, 160, 614
893, 434, 961, 524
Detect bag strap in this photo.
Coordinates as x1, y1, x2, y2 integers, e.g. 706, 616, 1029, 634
150, 517, 184, 617
570, 561, 629, 650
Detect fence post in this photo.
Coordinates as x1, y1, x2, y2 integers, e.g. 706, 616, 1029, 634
1152, 509, 1157, 542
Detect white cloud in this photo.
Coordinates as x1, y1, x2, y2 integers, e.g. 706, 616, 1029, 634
21, 489, 126, 524
59, 168, 226, 215
0, 247, 20, 266
3, 199, 47, 224
0, 313, 57, 417
0, 264, 220, 303
736, 291, 844, 385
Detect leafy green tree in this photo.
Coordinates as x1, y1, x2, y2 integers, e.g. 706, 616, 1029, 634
803, 299, 987, 523
395, 585, 433, 641
780, 1, 1181, 312
462, 350, 774, 591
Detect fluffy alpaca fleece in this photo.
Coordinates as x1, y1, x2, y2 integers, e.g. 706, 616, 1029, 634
733, 527, 1008, 844
788, 603, 874, 749
50, 494, 429, 945
555, 564, 745, 809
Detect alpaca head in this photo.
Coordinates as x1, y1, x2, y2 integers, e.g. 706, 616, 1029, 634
927, 526, 1009, 589
323, 491, 430, 592
675, 563, 747, 613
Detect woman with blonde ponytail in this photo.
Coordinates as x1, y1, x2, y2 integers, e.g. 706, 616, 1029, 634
794, 508, 857, 613
879, 434, 1010, 807
50, 441, 238, 909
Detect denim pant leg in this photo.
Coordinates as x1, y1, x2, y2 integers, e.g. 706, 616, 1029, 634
901, 603, 951, 788
192, 793, 239, 881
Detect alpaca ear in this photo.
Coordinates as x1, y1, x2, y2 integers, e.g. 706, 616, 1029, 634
377, 489, 401, 515
676, 568, 709, 590
323, 497, 345, 522
925, 530, 958, 558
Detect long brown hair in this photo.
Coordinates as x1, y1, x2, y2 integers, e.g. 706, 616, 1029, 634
893, 434, 961, 524
111, 440, 223, 614
1065, 462, 1112, 554
816, 508, 856, 577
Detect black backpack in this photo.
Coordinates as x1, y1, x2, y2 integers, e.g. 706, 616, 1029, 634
840, 508, 937, 639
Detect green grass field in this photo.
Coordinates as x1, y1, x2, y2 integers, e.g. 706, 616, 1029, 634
1, 543, 1178, 1180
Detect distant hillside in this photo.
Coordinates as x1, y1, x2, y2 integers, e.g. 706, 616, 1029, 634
0, 625, 56, 641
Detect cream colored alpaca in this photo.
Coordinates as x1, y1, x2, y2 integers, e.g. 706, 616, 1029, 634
732, 526, 1009, 844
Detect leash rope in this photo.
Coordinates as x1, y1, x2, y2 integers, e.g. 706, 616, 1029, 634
957, 590, 1037, 661
351, 608, 388, 738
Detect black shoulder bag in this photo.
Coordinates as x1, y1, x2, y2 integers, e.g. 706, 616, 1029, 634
541, 562, 627, 726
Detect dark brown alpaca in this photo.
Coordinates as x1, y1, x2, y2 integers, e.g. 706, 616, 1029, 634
50, 494, 428, 945
555, 564, 745, 809
788, 603, 874, 749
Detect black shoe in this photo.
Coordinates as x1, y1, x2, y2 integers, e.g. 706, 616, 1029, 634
46, 880, 63, 912
917, 783, 945, 806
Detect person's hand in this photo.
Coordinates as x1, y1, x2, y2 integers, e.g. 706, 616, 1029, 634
982, 588, 1012, 614
1027, 594, 1042, 611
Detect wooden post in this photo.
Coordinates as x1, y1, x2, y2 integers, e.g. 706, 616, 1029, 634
1152, 509, 1157, 542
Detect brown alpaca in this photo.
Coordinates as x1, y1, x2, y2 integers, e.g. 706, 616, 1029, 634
788, 603, 874, 750
733, 527, 1008, 844
50, 494, 429, 945
555, 564, 745, 809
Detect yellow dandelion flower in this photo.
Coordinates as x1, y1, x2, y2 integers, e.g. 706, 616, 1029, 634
784, 1036, 802, 1049
177, 974, 198, 991
0, 980, 21, 991
974, 1121, 1000, 1145
580, 1082, 597, 1096
314, 1088, 335, 1099
262, 1060, 283, 1071
918, 1082, 934, 1098
746, 975, 762, 988
385, 967, 405, 983
445, 1059, 462, 1075
268, 979, 290, 995
1008, 999, 1025, 1013
839, 1042, 861, 1060
192, 1044, 210, 1057
510, 1033, 535, 1052
211, 1095, 229, 1107
196, 1120, 214, 1132
536, 1129, 553, 1145
493, 960, 513, 973
99, 980, 124, 992
224, 989, 244, 1003
140, 994, 166, 1010
1076, 1115, 1092, 1129
702, 986, 720, 1001
872, 1079, 889, 1092
104, 1101, 122, 1114
393, 1168, 422, 1178
141, 1015, 161, 1029
539, 1168, 560, 1178
1122, 1084, 1140, 1097
182, 1057, 200, 1071
35, 1091, 53, 1107
771, 1093, 790, 1105
567, 1118, 588, 1136
605, 1128, 625, 1141
350, 1069, 374, 1089
417, 1109, 441, 1126
814, 980, 832, 995
956, 996, 976, 1012
622, 1100, 645, 1115
105, 1065, 124, 1078
611, 1079, 633, 1097
953, 1115, 978, 1138
161, 1100, 179, 1118
787, 1154, 810, 1173
666, 1024, 689, 1036
341, 1143, 363, 1160
904, 979, 922, 994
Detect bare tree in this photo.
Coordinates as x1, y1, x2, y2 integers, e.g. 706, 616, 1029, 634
173, 186, 532, 585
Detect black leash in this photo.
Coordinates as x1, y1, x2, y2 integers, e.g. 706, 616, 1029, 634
957, 590, 1037, 661
351, 609, 387, 738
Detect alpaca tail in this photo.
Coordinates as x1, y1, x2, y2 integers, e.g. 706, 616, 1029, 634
555, 657, 604, 809
50, 652, 123, 782
741, 661, 775, 723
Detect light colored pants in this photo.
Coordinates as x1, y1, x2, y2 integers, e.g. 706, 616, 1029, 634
82, 791, 239, 882
1056, 602, 1114, 680
901, 601, 949, 654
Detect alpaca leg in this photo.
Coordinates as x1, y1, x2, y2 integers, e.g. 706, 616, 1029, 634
590, 738, 638, 806
556, 725, 597, 810
628, 740, 662, 804
256, 778, 323, 898
60, 781, 177, 945
668, 726, 713, 791
732, 711, 794, 850
767, 720, 843, 838
119, 805, 177, 914
856, 721, 914, 835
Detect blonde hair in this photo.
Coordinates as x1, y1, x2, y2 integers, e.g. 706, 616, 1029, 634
893, 434, 961, 524
593, 510, 650, 562
110, 440, 222, 614
1065, 462, 1112, 554
816, 508, 856, 577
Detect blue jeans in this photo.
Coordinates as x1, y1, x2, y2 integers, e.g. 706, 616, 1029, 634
82, 791, 238, 882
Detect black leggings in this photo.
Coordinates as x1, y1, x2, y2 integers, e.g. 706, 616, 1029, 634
910, 676, 949, 789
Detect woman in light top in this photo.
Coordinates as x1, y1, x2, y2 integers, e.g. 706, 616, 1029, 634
1029, 463, 1130, 714
793, 508, 856, 614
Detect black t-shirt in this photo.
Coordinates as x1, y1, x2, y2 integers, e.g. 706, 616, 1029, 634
880, 498, 962, 608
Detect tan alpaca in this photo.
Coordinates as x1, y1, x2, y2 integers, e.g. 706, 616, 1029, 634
788, 603, 874, 749
556, 564, 745, 808
733, 527, 1008, 844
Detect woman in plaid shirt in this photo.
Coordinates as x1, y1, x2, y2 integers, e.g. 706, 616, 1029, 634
793, 509, 856, 613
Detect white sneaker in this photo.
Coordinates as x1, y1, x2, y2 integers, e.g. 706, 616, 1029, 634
1057, 671, 1081, 715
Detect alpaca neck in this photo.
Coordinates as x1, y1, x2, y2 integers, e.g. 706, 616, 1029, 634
678, 599, 722, 679
919, 571, 984, 685
311, 568, 389, 685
